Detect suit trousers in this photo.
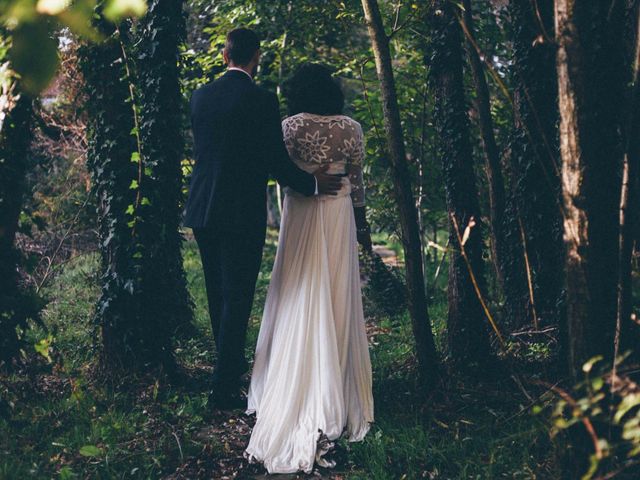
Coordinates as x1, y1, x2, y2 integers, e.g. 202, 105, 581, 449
193, 226, 265, 392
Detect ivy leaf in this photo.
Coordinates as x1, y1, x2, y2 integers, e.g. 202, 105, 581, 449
129, 179, 139, 190
125, 204, 135, 215
131, 152, 140, 163
79, 445, 102, 457
582, 356, 603, 373
34, 336, 53, 363
614, 393, 640, 423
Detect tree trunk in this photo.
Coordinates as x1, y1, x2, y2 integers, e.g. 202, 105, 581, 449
80, 18, 174, 373
427, 1, 492, 368
361, 0, 439, 387
626, 0, 640, 260
0, 91, 35, 367
461, 0, 507, 288
618, 4, 640, 362
137, 0, 194, 338
555, 0, 627, 378
507, 0, 563, 329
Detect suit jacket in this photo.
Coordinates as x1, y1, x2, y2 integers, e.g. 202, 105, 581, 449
183, 70, 316, 232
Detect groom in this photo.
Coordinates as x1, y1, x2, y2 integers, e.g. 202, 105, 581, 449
184, 28, 342, 409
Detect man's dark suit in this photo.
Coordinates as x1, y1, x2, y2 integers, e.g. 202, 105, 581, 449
184, 69, 315, 392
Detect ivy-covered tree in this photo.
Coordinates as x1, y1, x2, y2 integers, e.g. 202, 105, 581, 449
80, 17, 174, 372
136, 0, 193, 336
505, 0, 563, 330
427, 1, 492, 367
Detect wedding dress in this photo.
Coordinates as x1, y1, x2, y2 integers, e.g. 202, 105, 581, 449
245, 113, 374, 474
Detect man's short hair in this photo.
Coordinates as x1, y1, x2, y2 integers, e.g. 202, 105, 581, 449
224, 28, 260, 66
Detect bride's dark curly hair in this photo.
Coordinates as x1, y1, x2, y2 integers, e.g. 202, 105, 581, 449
284, 63, 345, 116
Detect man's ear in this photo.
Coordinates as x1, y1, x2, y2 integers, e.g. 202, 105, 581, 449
252, 49, 261, 65
223, 49, 230, 65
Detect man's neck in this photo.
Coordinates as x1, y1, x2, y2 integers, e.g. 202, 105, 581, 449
227, 66, 253, 79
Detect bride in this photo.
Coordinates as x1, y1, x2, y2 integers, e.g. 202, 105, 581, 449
245, 63, 374, 474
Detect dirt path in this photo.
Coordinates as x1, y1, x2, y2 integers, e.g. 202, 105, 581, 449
372, 245, 399, 267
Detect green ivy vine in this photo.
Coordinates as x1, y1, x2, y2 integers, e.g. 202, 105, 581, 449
79, 11, 173, 371
135, 0, 193, 337
426, 0, 491, 366
79, 0, 194, 373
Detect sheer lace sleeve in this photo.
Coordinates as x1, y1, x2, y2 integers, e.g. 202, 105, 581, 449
348, 123, 366, 207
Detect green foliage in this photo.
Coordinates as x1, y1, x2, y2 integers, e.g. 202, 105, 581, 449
544, 356, 640, 479
103, 0, 146, 21
0, 0, 149, 366
79, 444, 102, 457
182, 0, 367, 92
8, 18, 59, 94
1, 0, 148, 95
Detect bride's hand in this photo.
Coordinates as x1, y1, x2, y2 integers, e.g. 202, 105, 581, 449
313, 165, 342, 195
354, 207, 372, 252
357, 228, 373, 253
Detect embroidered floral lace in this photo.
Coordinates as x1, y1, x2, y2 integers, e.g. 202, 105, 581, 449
282, 113, 366, 207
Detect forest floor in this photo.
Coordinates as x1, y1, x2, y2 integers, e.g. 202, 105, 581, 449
0, 231, 560, 479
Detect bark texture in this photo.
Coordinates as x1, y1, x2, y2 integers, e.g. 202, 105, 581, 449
506, 0, 563, 329
555, 0, 627, 377
618, 2, 640, 361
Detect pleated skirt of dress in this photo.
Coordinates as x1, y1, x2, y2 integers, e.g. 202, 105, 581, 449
245, 192, 374, 474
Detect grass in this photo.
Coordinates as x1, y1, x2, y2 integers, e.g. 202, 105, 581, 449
0, 231, 557, 479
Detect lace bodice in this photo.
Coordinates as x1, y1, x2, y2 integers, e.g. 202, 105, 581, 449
282, 113, 366, 207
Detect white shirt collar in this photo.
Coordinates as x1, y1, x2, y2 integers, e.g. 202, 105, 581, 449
227, 67, 253, 80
